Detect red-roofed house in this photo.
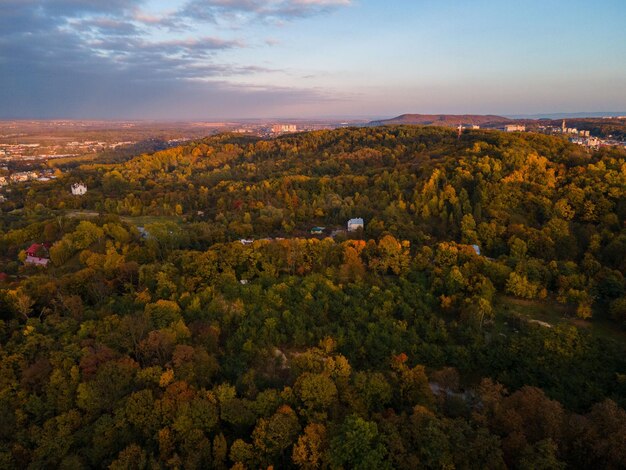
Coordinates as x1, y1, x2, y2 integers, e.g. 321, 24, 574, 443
24, 243, 51, 267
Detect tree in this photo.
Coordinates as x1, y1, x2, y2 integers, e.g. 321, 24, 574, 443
339, 245, 366, 282
506, 272, 540, 299
407, 406, 455, 469
294, 373, 338, 421
145, 300, 182, 329
461, 214, 478, 244
369, 235, 410, 275
518, 439, 565, 470
609, 297, 626, 326
583, 400, 626, 469
9, 288, 35, 320
330, 415, 390, 470
109, 444, 149, 470
494, 386, 564, 465
292, 423, 328, 469
229, 439, 255, 468
391, 357, 434, 409
71, 221, 104, 250
353, 371, 392, 412
252, 405, 301, 465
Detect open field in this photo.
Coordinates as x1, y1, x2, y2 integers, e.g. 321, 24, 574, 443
64, 210, 183, 227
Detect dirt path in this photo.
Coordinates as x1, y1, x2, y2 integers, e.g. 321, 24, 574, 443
65, 210, 100, 218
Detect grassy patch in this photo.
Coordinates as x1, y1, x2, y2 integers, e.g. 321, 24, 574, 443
65, 210, 100, 218
120, 215, 183, 226
47, 154, 98, 167
495, 294, 626, 342
63, 210, 183, 227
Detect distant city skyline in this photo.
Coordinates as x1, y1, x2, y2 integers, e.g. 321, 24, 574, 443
1, 0, 625, 119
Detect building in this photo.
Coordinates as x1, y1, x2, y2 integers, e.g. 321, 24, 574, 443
310, 227, 325, 235
587, 137, 601, 148
271, 124, 297, 134
24, 243, 51, 267
347, 218, 364, 232
71, 182, 87, 195
504, 124, 526, 132
11, 173, 31, 182
137, 227, 150, 239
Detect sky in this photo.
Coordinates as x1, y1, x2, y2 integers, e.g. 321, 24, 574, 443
1, 0, 625, 120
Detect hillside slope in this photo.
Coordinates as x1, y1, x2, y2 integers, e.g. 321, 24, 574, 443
1, 126, 625, 469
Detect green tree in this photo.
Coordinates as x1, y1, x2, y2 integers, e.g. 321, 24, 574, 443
330, 415, 390, 470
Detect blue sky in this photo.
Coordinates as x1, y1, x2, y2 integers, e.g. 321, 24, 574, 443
1, 0, 625, 119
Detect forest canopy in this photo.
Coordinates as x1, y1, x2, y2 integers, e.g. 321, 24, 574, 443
0, 126, 625, 469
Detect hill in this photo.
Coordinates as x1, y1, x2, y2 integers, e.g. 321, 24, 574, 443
369, 113, 511, 127
0, 126, 625, 469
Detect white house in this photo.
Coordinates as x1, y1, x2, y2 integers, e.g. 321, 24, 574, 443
347, 218, 364, 232
25, 256, 49, 267
71, 183, 87, 195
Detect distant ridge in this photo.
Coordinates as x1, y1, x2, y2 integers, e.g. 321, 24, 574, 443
369, 113, 511, 127
507, 112, 626, 119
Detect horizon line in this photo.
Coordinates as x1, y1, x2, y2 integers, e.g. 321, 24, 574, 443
1, 111, 626, 123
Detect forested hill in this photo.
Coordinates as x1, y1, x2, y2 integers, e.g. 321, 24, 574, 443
1, 126, 626, 469
369, 114, 510, 127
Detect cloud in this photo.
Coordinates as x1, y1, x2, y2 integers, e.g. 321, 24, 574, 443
0, 0, 352, 119
72, 17, 142, 36
179, 0, 352, 23
140, 37, 245, 54
0, 65, 343, 119
42, 0, 143, 16
131, 8, 183, 30
0, 0, 247, 81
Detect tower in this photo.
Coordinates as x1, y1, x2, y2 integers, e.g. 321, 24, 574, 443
562, 120, 566, 133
